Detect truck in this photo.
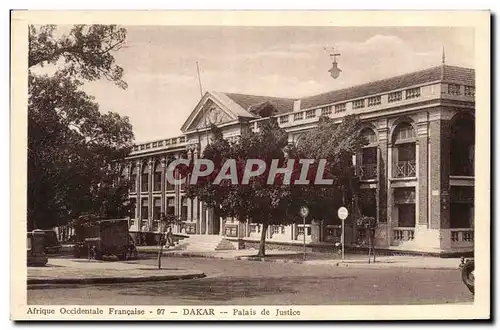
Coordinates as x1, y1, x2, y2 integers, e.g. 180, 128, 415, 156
73, 218, 135, 261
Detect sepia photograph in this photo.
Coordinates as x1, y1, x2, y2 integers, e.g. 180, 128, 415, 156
11, 10, 490, 320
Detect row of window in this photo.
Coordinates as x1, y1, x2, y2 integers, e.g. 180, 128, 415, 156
447, 84, 475, 97
130, 197, 188, 220
283, 87, 424, 124
134, 137, 187, 151
277, 84, 473, 126
358, 186, 474, 229
129, 172, 183, 193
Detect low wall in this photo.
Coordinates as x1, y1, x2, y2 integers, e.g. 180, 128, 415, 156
227, 238, 474, 258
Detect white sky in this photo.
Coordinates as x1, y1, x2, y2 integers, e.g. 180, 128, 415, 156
77, 26, 475, 143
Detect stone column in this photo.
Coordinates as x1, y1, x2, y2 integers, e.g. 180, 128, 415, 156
377, 124, 389, 224
386, 144, 394, 245
417, 114, 429, 226
429, 110, 453, 250
160, 157, 166, 216
148, 159, 153, 230
219, 215, 224, 236
192, 146, 200, 233
136, 160, 141, 224
200, 202, 206, 234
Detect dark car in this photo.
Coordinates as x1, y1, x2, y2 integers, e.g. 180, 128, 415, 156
39, 229, 62, 254
73, 234, 138, 260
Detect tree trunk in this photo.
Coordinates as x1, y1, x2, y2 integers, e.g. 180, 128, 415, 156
257, 223, 269, 257
157, 238, 164, 270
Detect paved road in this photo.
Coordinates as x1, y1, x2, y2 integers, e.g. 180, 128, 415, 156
28, 256, 474, 305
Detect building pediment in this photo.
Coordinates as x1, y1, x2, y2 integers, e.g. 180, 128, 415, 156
191, 100, 233, 130
181, 92, 257, 133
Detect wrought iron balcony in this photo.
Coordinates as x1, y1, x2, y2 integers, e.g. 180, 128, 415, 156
394, 160, 416, 178
356, 163, 378, 180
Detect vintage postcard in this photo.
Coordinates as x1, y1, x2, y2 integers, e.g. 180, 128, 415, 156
11, 10, 490, 321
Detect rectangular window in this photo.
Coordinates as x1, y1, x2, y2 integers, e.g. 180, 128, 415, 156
153, 198, 161, 220
334, 103, 346, 113
450, 203, 473, 228
129, 199, 136, 218
405, 87, 421, 99
154, 171, 162, 191
279, 115, 289, 124
398, 143, 416, 162
166, 167, 175, 191
141, 174, 149, 192
166, 197, 175, 216
388, 91, 402, 102
398, 204, 416, 227
305, 110, 316, 119
464, 86, 475, 97
293, 112, 304, 121
352, 99, 365, 109
181, 198, 188, 221
321, 106, 332, 116
447, 84, 461, 95
141, 199, 149, 220
367, 96, 381, 107
130, 175, 137, 192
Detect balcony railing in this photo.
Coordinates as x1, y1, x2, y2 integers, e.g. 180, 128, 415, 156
356, 163, 377, 180
393, 227, 415, 242
450, 228, 474, 248
451, 228, 473, 242
394, 161, 416, 178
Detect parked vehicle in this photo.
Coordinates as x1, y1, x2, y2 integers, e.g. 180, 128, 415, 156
39, 229, 62, 254
73, 219, 137, 260
459, 257, 474, 294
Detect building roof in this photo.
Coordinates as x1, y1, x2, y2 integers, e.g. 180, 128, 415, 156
222, 92, 296, 115
300, 65, 475, 110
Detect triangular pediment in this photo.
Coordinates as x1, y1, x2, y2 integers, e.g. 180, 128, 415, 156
191, 100, 233, 130
181, 92, 256, 133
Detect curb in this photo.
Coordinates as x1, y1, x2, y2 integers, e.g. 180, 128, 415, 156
142, 251, 460, 270
334, 262, 458, 270
27, 272, 206, 285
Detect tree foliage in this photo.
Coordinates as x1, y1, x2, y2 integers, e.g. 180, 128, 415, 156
185, 120, 293, 256
290, 115, 366, 224
28, 25, 134, 231
185, 116, 366, 256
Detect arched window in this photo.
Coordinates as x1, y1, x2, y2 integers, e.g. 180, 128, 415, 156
393, 122, 416, 178
165, 158, 175, 192
153, 161, 162, 191
450, 115, 475, 176
360, 128, 378, 145
141, 162, 149, 192
130, 165, 137, 192
357, 128, 378, 180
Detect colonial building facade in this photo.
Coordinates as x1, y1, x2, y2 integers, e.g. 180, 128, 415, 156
124, 64, 475, 253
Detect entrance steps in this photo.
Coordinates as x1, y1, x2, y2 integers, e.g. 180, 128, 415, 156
178, 235, 236, 252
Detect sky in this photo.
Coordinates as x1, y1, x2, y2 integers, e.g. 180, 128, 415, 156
78, 26, 475, 143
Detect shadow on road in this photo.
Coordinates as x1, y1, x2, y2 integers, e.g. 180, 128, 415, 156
117, 275, 356, 301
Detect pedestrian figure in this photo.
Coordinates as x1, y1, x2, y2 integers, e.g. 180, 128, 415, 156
166, 226, 174, 247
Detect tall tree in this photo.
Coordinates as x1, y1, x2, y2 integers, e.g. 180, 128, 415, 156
185, 120, 294, 257
291, 115, 366, 226
28, 25, 134, 231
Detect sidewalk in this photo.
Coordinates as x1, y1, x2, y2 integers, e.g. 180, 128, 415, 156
137, 247, 462, 270
27, 258, 205, 285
